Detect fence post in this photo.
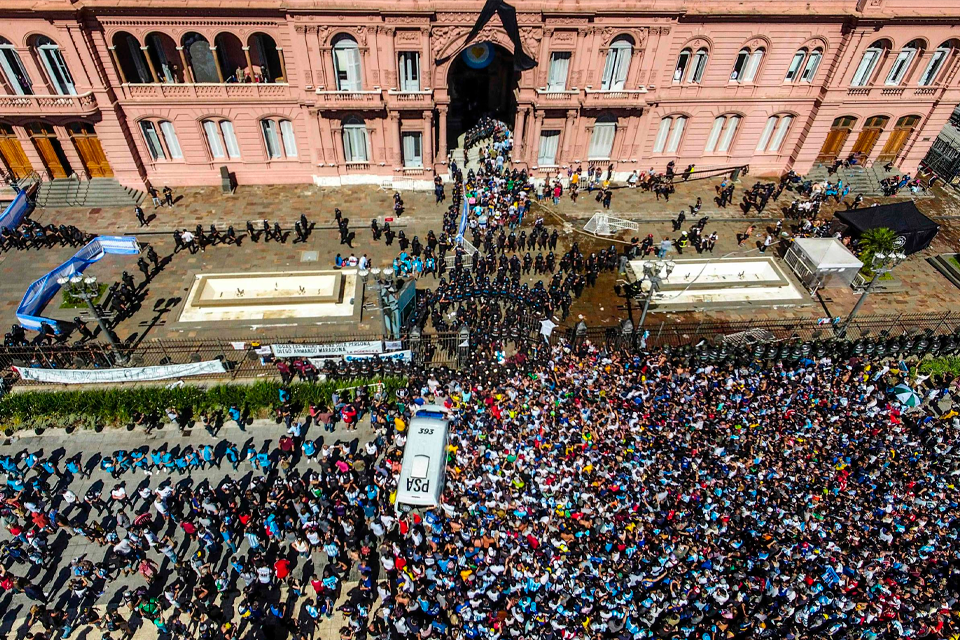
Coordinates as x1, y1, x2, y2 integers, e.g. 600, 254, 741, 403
158, 339, 171, 365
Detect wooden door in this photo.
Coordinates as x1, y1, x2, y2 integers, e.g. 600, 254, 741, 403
69, 123, 113, 178
876, 128, 911, 165
0, 125, 32, 179
816, 129, 850, 164
850, 128, 882, 160
28, 123, 69, 179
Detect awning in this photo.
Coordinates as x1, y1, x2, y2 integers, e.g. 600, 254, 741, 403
835, 201, 939, 255
791, 238, 863, 270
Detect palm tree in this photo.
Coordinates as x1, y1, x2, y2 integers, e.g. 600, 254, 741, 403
857, 226, 897, 269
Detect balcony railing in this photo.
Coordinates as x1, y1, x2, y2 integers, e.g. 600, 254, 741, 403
582, 87, 647, 108
880, 87, 905, 96
386, 89, 433, 108
846, 86, 873, 96
0, 91, 98, 115
117, 83, 291, 101
315, 89, 384, 109
915, 86, 940, 96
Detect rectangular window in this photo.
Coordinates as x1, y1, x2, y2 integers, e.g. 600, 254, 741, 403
547, 52, 571, 91
588, 123, 615, 159
537, 130, 560, 165
140, 121, 165, 160
768, 115, 793, 152
704, 117, 725, 153
203, 120, 225, 159
402, 131, 423, 168
653, 118, 671, 153
851, 49, 879, 86
159, 121, 182, 159
40, 47, 76, 96
666, 117, 686, 153
220, 121, 241, 158
279, 120, 298, 158
261, 119, 282, 158
756, 116, 777, 152
398, 52, 420, 92
344, 126, 368, 163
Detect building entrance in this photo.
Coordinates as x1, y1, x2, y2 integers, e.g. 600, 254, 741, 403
447, 42, 518, 149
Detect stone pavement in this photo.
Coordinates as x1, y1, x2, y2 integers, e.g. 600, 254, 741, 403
0, 415, 375, 639
3, 175, 959, 342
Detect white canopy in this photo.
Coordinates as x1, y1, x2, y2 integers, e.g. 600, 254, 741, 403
791, 238, 862, 270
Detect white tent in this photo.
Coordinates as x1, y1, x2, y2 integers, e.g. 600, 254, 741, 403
784, 237, 863, 289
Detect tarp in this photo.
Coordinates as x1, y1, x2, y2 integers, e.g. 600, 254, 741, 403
835, 201, 939, 255
791, 238, 863, 270
17, 236, 141, 333
0, 189, 32, 230
13, 359, 225, 384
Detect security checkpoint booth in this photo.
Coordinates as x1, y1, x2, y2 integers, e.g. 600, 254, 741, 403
784, 237, 863, 291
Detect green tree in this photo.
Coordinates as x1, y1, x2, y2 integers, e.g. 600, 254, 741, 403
857, 227, 897, 270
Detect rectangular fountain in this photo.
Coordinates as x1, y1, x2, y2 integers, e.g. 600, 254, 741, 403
179, 269, 360, 323
626, 257, 810, 310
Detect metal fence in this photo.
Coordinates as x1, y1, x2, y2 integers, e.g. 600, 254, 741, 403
5, 311, 960, 385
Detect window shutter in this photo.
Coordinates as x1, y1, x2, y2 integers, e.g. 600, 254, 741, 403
203, 120, 225, 158
704, 117, 725, 153
280, 120, 298, 157
220, 121, 241, 158
159, 121, 182, 159
756, 116, 777, 152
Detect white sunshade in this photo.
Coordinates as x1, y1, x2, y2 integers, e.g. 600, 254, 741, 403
792, 238, 863, 270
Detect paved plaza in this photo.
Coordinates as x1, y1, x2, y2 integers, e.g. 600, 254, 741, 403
2, 176, 960, 345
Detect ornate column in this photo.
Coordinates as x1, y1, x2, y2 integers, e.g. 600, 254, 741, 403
388, 112, 402, 166
276, 47, 288, 82
208, 46, 225, 83
513, 107, 527, 161
177, 47, 194, 83
242, 46, 254, 82
141, 46, 160, 83
331, 124, 345, 165
560, 109, 577, 165
437, 105, 448, 162
527, 111, 544, 166
108, 47, 128, 83
422, 110, 434, 167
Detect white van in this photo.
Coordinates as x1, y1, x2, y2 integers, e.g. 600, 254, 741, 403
395, 404, 450, 513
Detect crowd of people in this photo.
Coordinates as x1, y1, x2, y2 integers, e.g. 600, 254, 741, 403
2, 337, 960, 640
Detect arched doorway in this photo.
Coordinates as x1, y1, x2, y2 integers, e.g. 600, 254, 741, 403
876, 115, 921, 165
27, 123, 71, 178
447, 42, 518, 149
850, 115, 889, 162
0, 124, 32, 179
68, 123, 113, 178
816, 115, 856, 164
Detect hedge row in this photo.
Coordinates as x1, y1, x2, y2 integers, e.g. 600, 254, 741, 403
0, 377, 407, 432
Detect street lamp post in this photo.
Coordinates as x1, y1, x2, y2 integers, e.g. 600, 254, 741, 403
839, 250, 906, 338
637, 260, 672, 328
59, 274, 128, 365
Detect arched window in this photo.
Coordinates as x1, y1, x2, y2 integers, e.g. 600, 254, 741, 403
33, 37, 76, 95
852, 41, 886, 86
588, 114, 617, 159
342, 116, 369, 163
731, 47, 764, 82
0, 37, 32, 95
704, 115, 741, 153
785, 49, 807, 82
653, 115, 686, 154
601, 36, 632, 91
261, 118, 297, 159
181, 32, 218, 83
756, 114, 795, 153
140, 119, 182, 160
688, 48, 709, 83
673, 48, 691, 83
146, 33, 183, 83
249, 33, 283, 83
202, 119, 241, 159
919, 42, 952, 86
333, 36, 362, 91
800, 48, 822, 82
112, 32, 152, 84
885, 39, 921, 86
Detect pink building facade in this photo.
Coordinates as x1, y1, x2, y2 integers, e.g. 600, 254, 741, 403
0, 0, 958, 190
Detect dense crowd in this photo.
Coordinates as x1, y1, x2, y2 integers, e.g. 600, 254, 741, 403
2, 339, 960, 640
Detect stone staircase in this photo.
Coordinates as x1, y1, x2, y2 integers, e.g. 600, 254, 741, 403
451, 133, 496, 173
804, 164, 901, 198
35, 177, 145, 209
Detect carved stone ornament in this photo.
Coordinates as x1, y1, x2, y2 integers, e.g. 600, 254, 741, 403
396, 30, 421, 45
355, 25, 368, 46
552, 31, 576, 46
